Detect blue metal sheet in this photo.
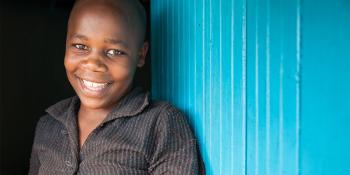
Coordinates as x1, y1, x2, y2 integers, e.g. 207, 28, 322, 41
151, 0, 350, 174
301, 0, 350, 174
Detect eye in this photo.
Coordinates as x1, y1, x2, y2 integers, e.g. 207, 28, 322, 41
72, 44, 88, 50
106, 49, 125, 57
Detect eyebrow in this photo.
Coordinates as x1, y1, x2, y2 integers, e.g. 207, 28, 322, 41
70, 33, 129, 48
70, 33, 88, 41
104, 38, 129, 48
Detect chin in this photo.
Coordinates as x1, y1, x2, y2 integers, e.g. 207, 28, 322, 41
79, 96, 111, 110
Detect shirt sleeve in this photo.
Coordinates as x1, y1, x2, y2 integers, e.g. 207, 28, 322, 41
28, 145, 40, 175
28, 117, 44, 175
148, 105, 199, 175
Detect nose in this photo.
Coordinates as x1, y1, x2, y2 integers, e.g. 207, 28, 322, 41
82, 50, 108, 72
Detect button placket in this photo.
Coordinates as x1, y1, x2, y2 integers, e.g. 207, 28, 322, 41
60, 128, 76, 173
80, 123, 106, 154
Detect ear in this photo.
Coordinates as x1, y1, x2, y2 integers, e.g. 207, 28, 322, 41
137, 41, 149, 67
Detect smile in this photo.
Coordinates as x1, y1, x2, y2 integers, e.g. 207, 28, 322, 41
80, 79, 110, 92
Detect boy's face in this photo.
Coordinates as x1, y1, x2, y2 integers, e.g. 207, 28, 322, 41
64, 4, 148, 110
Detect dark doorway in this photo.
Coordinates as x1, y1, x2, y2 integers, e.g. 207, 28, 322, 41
0, 0, 150, 174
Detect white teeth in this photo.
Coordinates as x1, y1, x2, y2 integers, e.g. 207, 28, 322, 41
82, 79, 108, 91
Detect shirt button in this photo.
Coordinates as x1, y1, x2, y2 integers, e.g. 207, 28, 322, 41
61, 130, 68, 135
65, 160, 72, 167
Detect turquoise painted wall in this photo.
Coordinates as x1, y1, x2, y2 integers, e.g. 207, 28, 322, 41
150, 0, 350, 174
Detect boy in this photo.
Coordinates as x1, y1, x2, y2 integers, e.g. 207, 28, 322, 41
29, 0, 199, 174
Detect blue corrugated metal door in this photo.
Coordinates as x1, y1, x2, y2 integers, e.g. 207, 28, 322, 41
150, 0, 350, 174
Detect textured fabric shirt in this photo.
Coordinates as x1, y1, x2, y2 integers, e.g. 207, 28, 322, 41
29, 87, 198, 175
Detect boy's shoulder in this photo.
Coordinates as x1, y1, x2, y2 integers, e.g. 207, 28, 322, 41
145, 100, 192, 132
147, 100, 184, 117
37, 96, 76, 121
33, 96, 76, 131
46, 96, 77, 116
146, 100, 195, 144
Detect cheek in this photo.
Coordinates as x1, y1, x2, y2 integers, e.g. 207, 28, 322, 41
64, 56, 76, 85
109, 64, 137, 81
64, 54, 78, 72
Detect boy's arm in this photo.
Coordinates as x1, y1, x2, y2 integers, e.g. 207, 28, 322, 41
28, 144, 40, 175
148, 105, 199, 175
28, 117, 44, 175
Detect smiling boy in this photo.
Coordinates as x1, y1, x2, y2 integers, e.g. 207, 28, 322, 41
29, 0, 199, 174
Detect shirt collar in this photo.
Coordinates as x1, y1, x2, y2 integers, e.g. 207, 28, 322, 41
45, 86, 150, 125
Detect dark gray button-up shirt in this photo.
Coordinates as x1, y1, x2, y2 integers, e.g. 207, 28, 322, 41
29, 87, 198, 175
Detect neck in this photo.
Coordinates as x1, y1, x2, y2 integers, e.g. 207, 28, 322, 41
78, 104, 112, 124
